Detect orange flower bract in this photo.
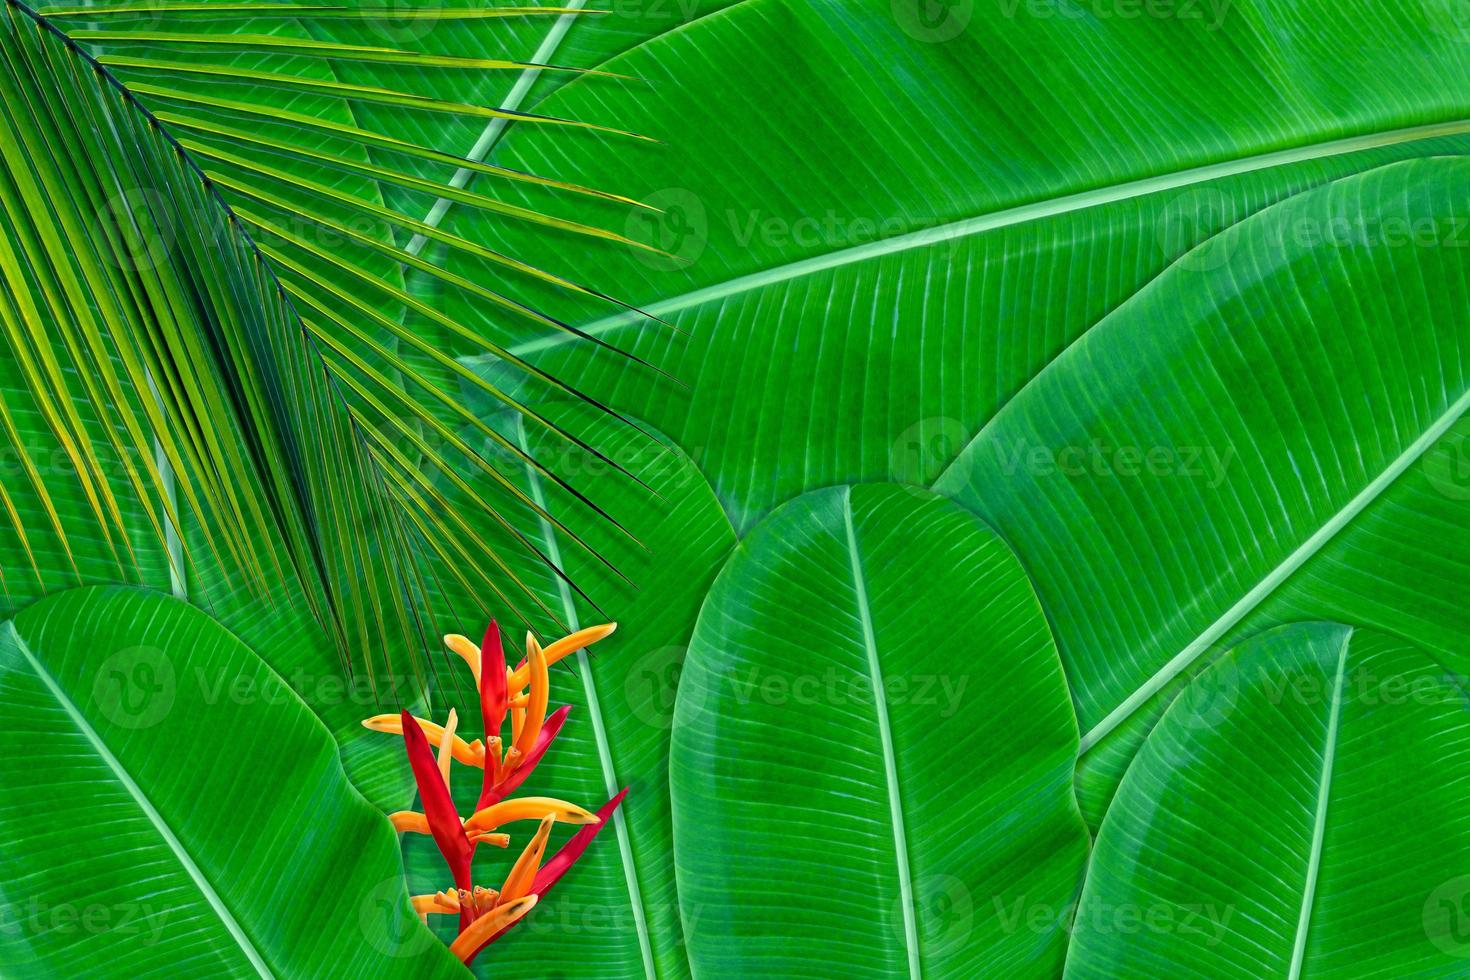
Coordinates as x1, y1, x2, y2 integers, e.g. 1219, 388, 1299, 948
362, 619, 626, 964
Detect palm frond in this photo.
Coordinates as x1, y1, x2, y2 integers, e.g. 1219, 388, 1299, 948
0, 0, 660, 690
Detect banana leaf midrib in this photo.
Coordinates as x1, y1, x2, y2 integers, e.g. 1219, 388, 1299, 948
1287, 629, 1348, 980
406, 0, 589, 255
512, 411, 660, 980
1, 619, 273, 976
472, 117, 1470, 365
1055, 347, 1470, 754
842, 485, 921, 979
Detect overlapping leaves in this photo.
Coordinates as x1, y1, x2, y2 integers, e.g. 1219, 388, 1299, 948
0, 0, 660, 693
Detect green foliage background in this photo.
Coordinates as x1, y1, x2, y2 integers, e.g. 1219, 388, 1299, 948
3, 0, 1470, 976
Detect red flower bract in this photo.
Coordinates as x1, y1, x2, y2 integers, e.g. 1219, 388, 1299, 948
363, 620, 626, 963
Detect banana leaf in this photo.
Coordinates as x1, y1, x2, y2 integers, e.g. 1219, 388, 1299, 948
449, 0, 1470, 523
937, 158, 1470, 824
442, 0, 1470, 831
0, 585, 462, 977
1066, 622, 1470, 979
671, 484, 1089, 977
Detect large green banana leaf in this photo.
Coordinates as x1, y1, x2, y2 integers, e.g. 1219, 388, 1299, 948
1066, 622, 1470, 978
671, 484, 1089, 977
936, 158, 1470, 824
445, 0, 1470, 526
0, 586, 462, 977
402, 401, 735, 979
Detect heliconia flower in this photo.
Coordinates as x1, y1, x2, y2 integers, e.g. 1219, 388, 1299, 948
531, 789, 627, 897
363, 618, 624, 963
462, 795, 601, 833
480, 705, 570, 809
449, 895, 538, 964
361, 713, 484, 766
480, 788, 628, 949
399, 714, 465, 855
480, 622, 509, 739
413, 813, 558, 964
506, 622, 618, 687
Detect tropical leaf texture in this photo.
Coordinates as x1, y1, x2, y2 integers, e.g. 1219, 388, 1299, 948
1067, 623, 1470, 978
0, 0, 658, 692
402, 401, 735, 978
452, 0, 1470, 524
417, 2, 1470, 971
0, 586, 463, 976
7, 0, 1470, 975
937, 158, 1470, 823
437, 0, 1470, 826
671, 485, 1089, 977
